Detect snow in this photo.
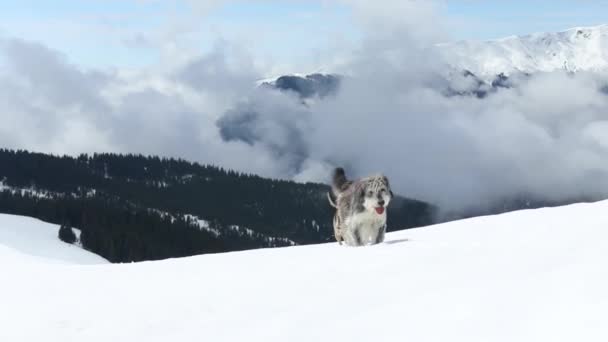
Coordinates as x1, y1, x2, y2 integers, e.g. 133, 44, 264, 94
0, 180, 54, 199
181, 213, 295, 245
440, 24, 608, 78
0, 180, 99, 199
0, 214, 107, 265
183, 214, 222, 237
2, 201, 608, 341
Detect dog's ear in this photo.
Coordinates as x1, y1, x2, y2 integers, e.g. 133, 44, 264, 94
356, 186, 367, 211
381, 175, 393, 197
332, 167, 349, 193
381, 175, 390, 186
358, 186, 366, 198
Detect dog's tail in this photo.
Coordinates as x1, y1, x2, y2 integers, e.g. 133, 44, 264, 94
327, 192, 337, 208
331, 167, 349, 195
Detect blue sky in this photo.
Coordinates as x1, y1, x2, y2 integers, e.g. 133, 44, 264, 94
1, 0, 607, 69
446, 0, 608, 40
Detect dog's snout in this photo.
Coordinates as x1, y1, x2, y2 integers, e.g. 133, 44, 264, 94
378, 199, 385, 207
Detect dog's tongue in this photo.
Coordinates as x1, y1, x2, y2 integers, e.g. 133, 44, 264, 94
375, 207, 385, 215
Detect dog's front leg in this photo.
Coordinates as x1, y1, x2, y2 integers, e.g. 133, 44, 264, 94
342, 226, 363, 246
375, 224, 386, 244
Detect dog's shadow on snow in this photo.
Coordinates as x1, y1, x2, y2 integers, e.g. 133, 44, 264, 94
384, 238, 410, 245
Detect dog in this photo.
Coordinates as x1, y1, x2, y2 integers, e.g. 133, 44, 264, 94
328, 167, 393, 246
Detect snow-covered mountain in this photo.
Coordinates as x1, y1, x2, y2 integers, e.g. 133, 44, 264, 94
260, 25, 608, 100
3, 201, 608, 341
440, 24, 608, 78
261, 25, 608, 89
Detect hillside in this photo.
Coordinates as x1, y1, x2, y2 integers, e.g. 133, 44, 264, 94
0, 149, 434, 262
0, 213, 107, 264
2, 201, 607, 341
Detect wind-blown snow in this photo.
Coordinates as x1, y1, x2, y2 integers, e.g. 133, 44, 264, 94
0, 214, 107, 264
440, 24, 608, 78
3, 202, 608, 341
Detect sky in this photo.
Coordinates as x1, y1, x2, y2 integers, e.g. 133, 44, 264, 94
1, 0, 607, 70
1, 0, 608, 212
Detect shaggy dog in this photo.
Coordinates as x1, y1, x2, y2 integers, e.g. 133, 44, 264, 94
328, 168, 393, 246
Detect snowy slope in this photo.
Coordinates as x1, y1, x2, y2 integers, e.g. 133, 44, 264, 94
440, 24, 608, 77
3, 202, 608, 341
0, 213, 107, 264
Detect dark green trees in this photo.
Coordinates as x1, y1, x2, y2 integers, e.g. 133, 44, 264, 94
0, 148, 435, 262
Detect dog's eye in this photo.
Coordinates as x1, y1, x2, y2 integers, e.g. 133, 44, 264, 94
367, 191, 372, 196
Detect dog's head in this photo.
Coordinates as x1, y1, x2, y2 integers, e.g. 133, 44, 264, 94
359, 175, 393, 215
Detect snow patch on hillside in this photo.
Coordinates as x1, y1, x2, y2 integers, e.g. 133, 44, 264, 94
0, 179, 99, 199
0, 213, 107, 264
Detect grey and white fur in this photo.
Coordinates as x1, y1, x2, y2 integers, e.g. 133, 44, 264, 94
328, 168, 393, 246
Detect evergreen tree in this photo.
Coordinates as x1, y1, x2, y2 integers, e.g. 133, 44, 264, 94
58, 224, 77, 244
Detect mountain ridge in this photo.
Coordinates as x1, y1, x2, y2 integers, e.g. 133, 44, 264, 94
439, 24, 608, 78
260, 24, 608, 87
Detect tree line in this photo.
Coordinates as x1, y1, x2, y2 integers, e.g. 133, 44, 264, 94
0, 149, 435, 262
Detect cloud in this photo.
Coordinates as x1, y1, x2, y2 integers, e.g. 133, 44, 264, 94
207, 1, 608, 212
0, 36, 287, 178
338, 0, 448, 44
0, 38, 113, 152
183, 0, 233, 16
217, 89, 312, 172
122, 33, 154, 49
175, 40, 260, 98
226, 70, 608, 213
